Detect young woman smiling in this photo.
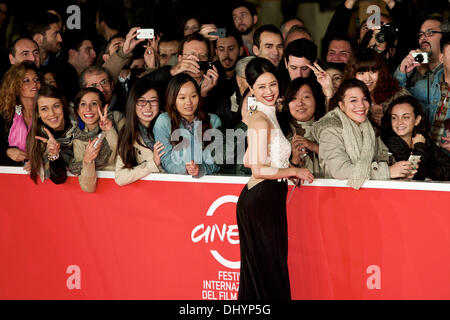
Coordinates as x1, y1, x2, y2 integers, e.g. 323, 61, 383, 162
153, 73, 221, 176
312, 79, 416, 189
115, 79, 165, 186
72, 87, 124, 192
381, 95, 450, 181
26, 85, 77, 184
279, 77, 325, 176
236, 58, 314, 300
0, 61, 41, 165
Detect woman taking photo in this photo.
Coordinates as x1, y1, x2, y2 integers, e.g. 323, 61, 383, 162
236, 58, 314, 300
0, 61, 41, 165
381, 95, 450, 181
115, 79, 165, 186
153, 73, 221, 177
26, 85, 77, 184
280, 77, 325, 176
72, 87, 124, 192
312, 78, 417, 189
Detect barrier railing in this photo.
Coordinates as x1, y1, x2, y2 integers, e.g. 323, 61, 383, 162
0, 166, 449, 299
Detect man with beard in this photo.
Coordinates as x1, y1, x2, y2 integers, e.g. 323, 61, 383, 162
207, 29, 244, 114
231, 1, 258, 56
395, 16, 449, 89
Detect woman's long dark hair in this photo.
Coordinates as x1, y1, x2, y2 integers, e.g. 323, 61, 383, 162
380, 95, 431, 140
26, 85, 69, 184
343, 48, 400, 105
165, 73, 211, 147
117, 79, 160, 168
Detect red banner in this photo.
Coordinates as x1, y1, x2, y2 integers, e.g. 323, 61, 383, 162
0, 169, 449, 299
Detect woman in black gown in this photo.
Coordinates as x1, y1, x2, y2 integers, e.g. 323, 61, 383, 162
236, 58, 314, 300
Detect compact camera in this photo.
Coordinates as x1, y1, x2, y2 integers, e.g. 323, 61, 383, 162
136, 28, 154, 39
411, 52, 429, 64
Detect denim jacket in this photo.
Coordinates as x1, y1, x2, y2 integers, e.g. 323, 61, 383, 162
394, 65, 449, 126
153, 112, 222, 175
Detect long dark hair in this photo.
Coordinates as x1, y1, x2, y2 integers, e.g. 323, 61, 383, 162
26, 85, 69, 184
328, 78, 372, 111
117, 79, 160, 168
343, 48, 400, 105
381, 95, 431, 140
164, 73, 211, 147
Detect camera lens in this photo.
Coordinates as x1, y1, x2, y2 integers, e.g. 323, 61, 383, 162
375, 32, 386, 43
414, 54, 424, 63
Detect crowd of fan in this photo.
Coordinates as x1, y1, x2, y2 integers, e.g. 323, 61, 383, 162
0, 0, 449, 192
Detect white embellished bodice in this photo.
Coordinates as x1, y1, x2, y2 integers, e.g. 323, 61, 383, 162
256, 102, 291, 168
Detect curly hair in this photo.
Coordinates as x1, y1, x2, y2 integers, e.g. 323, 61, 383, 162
0, 61, 40, 122
343, 48, 400, 105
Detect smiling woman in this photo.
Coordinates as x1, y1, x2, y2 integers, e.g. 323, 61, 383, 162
115, 79, 165, 186
26, 86, 78, 184
72, 87, 125, 192
312, 79, 417, 189
0, 61, 41, 166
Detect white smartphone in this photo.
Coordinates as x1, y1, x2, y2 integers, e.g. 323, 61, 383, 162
247, 96, 256, 110
93, 132, 105, 149
408, 154, 421, 167
137, 28, 154, 39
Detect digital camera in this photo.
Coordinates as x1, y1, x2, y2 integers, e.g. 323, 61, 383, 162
375, 23, 399, 44
411, 52, 429, 64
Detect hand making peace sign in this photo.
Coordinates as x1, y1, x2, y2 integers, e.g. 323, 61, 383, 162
306, 62, 334, 99
35, 127, 60, 158
98, 104, 112, 132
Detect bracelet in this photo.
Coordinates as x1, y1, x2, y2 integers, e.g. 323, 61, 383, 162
47, 150, 60, 161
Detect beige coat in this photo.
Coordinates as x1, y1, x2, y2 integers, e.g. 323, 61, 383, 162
73, 112, 125, 192
115, 137, 163, 186
312, 108, 390, 186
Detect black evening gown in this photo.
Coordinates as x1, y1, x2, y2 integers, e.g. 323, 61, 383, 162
236, 179, 291, 300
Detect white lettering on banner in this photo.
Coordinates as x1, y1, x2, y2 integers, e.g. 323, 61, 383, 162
202, 271, 239, 300
66, 265, 81, 290
191, 195, 240, 269
66, 5, 81, 30
366, 265, 381, 290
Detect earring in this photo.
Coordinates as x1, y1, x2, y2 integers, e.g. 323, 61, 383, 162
276, 97, 284, 112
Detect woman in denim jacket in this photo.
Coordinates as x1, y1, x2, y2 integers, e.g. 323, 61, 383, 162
153, 73, 221, 176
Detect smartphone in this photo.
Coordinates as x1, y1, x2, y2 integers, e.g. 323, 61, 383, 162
208, 28, 227, 38
93, 132, 105, 149
408, 154, 421, 167
247, 96, 256, 110
198, 61, 213, 71
136, 28, 154, 40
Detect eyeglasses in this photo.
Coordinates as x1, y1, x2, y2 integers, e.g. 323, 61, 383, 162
136, 99, 159, 108
417, 30, 443, 38
88, 79, 110, 89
